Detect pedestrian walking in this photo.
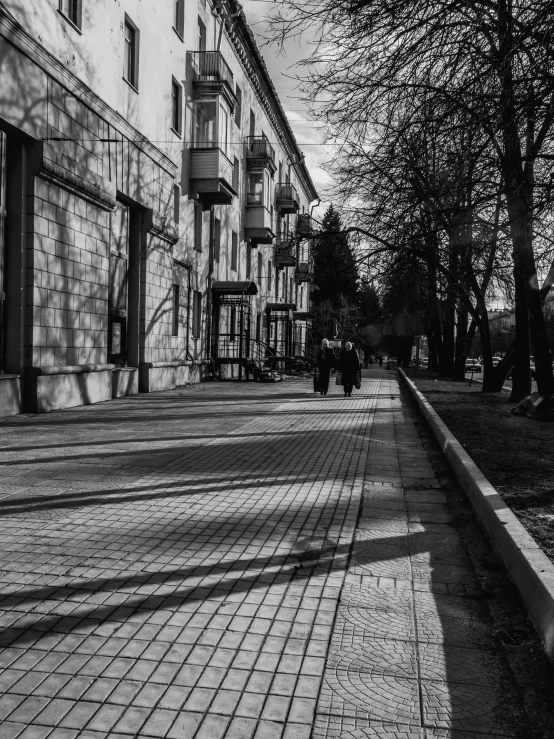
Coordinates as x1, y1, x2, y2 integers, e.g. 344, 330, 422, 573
339, 341, 361, 397
316, 338, 335, 395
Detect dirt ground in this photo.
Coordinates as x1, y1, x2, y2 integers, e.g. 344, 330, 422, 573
404, 369, 554, 564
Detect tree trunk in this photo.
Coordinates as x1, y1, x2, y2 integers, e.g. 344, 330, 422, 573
453, 302, 468, 381
440, 247, 457, 377
496, 1, 554, 396
510, 267, 531, 401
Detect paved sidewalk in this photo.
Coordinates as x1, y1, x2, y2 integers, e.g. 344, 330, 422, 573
0, 370, 551, 738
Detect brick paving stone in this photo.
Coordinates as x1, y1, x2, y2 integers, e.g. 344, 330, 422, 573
0, 373, 551, 738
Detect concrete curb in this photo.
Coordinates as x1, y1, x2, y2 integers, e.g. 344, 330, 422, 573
399, 368, 554, 662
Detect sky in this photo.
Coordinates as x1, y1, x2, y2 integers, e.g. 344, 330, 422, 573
240, 0, 331, 218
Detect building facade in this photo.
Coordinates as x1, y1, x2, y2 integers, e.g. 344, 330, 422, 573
0, 0, 318, 416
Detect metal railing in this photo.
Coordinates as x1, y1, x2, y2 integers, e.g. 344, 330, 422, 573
276, 182, 299, 203
211, 334, 249, 360
189, 51, 234, 91
245, 136, 276, 165
275, 242, 297, 267
297, 213, 313, 236
249, 337, 289, 373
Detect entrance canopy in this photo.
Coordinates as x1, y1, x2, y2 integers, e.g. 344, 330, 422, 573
212, 281, 258, 295
266, 302, 296, 313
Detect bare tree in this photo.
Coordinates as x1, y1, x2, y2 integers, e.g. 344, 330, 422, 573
266, 0, 554, 396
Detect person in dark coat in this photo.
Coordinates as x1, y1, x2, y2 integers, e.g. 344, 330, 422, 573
316, 338, 335, 395
339, 341, 361, 397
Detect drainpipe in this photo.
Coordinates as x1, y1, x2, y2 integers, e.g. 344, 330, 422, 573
205, 205, 215, 377
186, 265, 191, 360
309, 198, 320, 217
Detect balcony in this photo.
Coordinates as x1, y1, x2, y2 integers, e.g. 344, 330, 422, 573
297, 213, 313, 237
276, 183, 300, 214
246, 136, 276, 175
190, 148, 237, 206
189, 51, 237, 110
245, 205, 275, 244
295, 262, 313, 283
275, 243, 297, 269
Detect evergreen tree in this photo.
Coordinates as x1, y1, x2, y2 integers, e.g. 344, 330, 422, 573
358, 277, 382, 325
313, 205, 358, 306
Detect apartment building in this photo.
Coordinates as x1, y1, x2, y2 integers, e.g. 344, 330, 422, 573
0, 0, 317, 415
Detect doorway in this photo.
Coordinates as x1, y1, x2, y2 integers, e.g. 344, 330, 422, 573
109, 203, 129, 366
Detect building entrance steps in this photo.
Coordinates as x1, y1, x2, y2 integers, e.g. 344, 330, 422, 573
0, 369, 552, 738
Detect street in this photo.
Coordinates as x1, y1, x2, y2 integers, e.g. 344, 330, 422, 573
0, 367, 551, 738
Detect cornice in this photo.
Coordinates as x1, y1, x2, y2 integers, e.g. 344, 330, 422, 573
0, 8, 178, 177
37, 142, 117, 211
144, 209, 180, 245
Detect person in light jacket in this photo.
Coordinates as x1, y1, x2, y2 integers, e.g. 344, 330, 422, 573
339, 341, 361, 397
316, 338, 335, 395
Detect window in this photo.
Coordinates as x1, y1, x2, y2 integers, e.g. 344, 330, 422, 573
172, 284, 180, 336
219, 103, 230, 157
268, 259, 272, 289
193, 100, 217, 147
258, 252, 262, 282
233, 157, 240, 193
214, 217, 221, 262
59, 0, 81, 29
256, 313, 261, 342
230, 307, 236, 341
246, 246, 251, 279
192, 291, 202, 338
171, 78, 182, 135
173, 184, 180, 223
235, 85, 242, 126
194, 203, 203, 251
124, 16, 139, 89
231, 232, 238, 272
174, 0, 184, 38
198, 18, 207, 51
247, 173, 263, 206
249, 110, 256, 138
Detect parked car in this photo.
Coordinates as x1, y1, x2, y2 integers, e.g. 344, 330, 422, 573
491, 356, 503, 367
465, 359, 482, 373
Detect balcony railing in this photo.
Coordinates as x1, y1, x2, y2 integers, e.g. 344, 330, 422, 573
190, 51, 234, 88
297, 213, 313, 237
295, 262, 313, 283
276, 183, 299, 202
246, 136, 276, 166
275, 243, 297, 268
276, 183, 300, 213
189, 51, 236, 107
189, 148, 236, 206
245, 204, 274, 244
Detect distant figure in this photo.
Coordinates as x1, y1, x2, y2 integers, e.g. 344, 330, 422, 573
339, 342, 361, 397
316, 338, 335, 396
378, 355, 383, 367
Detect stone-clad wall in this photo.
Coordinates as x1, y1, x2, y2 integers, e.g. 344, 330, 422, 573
141, 237, 189, 366
27, 178, 110, 368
